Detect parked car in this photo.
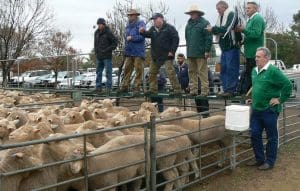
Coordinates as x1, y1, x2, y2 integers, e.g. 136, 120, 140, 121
79, 72, 97, 89
23, 73, 54, 88
41, 71, 80, 88
11, 70, 52, 84
292, 64, 300, 71
57, 75, 86, 89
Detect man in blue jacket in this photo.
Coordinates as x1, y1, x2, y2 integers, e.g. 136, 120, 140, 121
120, 9, 146, 94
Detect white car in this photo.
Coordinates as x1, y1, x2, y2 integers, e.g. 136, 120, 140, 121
79, 72, 110, 89
41, 71, 80, 88
57, 75, 85, 89
11, 70, 52, 83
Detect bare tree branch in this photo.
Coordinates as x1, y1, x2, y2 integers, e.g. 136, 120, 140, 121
0, 0, 54, 85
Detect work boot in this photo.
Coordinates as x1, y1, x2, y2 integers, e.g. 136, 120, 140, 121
118, 87, 128, 94
258, 163, 273, 170
132, 87, 141, 96
246, 158, 264, 166
93, 88, 102, 94
169, 89, 182, 96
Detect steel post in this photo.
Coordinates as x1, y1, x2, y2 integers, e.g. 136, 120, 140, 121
231, 133, 237, 169
282, 104, 286, 145
149, 113, 157, 191
83, 135, 89, 191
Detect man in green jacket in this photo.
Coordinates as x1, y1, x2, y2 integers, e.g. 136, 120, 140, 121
185, 5, 212, 96
236, 1, 265, 94
246, 47, 292, 170
207, 1, 242, 97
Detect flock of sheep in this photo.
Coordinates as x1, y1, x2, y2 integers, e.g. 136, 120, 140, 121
0, 90, 229, 191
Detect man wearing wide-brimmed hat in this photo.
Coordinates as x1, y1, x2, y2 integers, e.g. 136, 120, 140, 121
185, 5, 212, 96
120, 9, 146, 94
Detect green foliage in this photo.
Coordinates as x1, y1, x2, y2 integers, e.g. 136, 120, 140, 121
266, 32, 299, 67
266, 10, 300, 67
291, 10, 300, 37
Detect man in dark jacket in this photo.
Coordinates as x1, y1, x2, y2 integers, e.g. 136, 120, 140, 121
139, 13, 181, 95
174, 53, 189, 93
94, 18, 118, 92
185, 5, 212, 96
120, 9, 146, 94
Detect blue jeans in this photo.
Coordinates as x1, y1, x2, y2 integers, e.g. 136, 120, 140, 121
220, 48, 240, 93
96, 58, 112, 89
250, 108, 279, 166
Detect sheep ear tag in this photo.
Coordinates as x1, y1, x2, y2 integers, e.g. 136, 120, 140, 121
33, 128, 41, 134
13, 152, 24, 158
174, 108, 181, 113
70, 161, 83, 174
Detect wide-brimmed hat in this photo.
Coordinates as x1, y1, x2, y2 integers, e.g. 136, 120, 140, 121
127, 9, 140, 16
184, 5, 205, 16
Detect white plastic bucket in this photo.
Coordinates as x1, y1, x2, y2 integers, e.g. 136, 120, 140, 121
225, 105, 250, 131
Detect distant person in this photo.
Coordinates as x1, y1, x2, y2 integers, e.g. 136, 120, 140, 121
246, 47, 292, 170
185, 5, 212, 96
139, 13, 181, 96
174, 53, 189, 93
174, 54, 212, 116
207, 1, 242, 97
120, 9, 146, 94
235, 1, 265, 94
94, 18, 118, 93
146, 69, 167, 112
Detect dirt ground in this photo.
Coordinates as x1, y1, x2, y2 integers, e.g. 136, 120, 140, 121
186, 138, 300, 191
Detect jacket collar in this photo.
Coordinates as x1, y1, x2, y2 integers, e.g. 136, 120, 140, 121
248, 12, 258, 21
188, 17, 201, 24
128, 19, 140, 26
155, 21, 167, 32
255, 62, 271, 74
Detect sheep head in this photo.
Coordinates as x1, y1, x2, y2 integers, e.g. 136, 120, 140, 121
159, 107, 181, 119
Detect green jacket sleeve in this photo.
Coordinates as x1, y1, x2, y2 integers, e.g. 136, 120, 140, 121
212, 12, 234, 34
243, 15, 265, 39
273, 69, 292, 104
204, 21, 213, 53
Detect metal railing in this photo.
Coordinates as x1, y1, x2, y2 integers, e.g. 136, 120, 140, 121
0, 98, 299, 191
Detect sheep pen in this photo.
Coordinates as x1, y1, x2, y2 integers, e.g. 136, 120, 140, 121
0, 89, 299, 191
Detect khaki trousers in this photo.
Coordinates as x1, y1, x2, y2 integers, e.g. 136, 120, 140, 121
188, 58, 209, 95
149, 60, 181, 93
121, 57, 144, 90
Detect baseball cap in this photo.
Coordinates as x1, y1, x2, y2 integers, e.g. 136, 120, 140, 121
97, 18, 106, 25
150, 13, 164, 20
